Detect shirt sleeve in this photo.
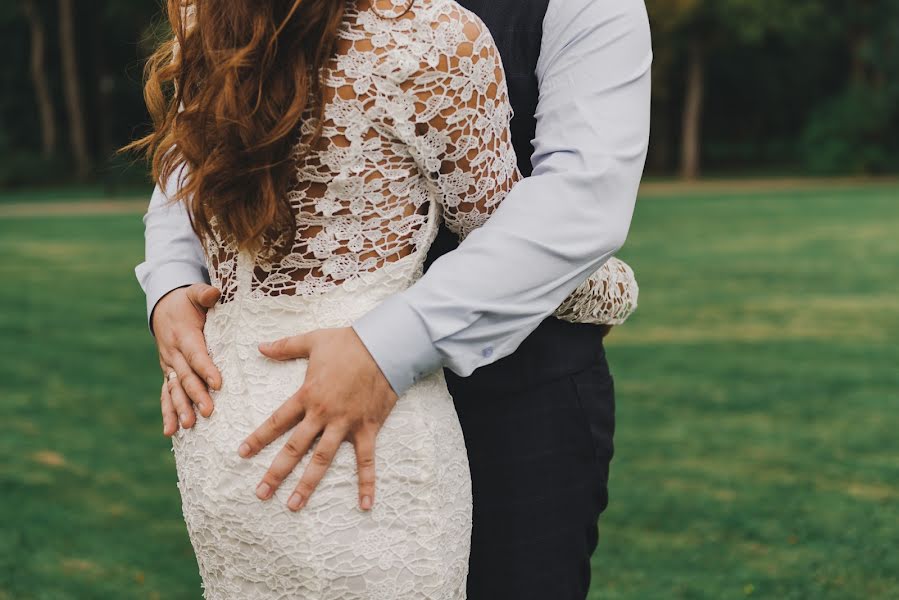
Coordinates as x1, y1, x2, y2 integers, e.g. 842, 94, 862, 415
352, 0, 653, 395
134, 163, 210, 332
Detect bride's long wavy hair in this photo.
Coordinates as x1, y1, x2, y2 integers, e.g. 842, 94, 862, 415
125, 0, 351, 254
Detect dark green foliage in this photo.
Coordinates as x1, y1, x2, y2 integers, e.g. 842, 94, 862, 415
798, 0, 899, 174
802, 85, 899, 174
0, 150, 69, 187
640, 0, 898, 175
1, 0, 899, 182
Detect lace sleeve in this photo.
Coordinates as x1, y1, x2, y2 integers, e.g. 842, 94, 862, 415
399, 5, 520, 240
399, 2, 637, 327
553, 257, 639, 326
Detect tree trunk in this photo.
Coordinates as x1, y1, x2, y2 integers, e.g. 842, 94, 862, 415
849, 30, 869, 85
648, 101, 672, 173
849, 0, 875, 86
58, 0, 91, 179
680, 39, 705, 181
22, 0, 57, 158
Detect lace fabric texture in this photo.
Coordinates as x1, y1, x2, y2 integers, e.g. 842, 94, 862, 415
173, 1, 637, 598
555, 257, 639, 326
205, 0, 518, 306
175, 262, 471, 599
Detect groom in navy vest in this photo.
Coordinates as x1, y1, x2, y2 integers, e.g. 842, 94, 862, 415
143, 0, 652, 597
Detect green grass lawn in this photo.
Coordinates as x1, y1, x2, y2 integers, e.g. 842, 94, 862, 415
1, 184, 898, 599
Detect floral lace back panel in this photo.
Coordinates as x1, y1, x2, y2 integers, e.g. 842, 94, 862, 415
205, 0, 518, 309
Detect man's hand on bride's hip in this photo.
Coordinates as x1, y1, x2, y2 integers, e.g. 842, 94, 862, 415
154, 283, 222, 437
238, 327, 398, 513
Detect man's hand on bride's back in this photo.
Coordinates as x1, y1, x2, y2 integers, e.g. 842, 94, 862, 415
153, 283, 222, 437
238, 328, 398, 513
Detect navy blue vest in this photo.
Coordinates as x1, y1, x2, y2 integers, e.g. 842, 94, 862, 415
458, 0, 548, 178
425, 0, 608, 394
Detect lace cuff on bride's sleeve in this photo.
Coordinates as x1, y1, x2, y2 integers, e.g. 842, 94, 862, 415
553, 257, 639, 326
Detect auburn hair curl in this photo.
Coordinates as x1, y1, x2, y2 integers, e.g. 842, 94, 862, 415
126, 0, 394, 254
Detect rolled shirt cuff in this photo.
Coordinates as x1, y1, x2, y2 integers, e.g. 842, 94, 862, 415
136, 261, 208, 334
352, 294, 443, 396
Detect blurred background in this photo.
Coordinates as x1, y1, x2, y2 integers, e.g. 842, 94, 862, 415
1, 1, 897, 598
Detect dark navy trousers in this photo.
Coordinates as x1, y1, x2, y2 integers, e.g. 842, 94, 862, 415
427, 226, 617, 600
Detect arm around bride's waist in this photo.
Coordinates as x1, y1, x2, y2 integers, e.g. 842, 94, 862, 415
353, 0, 653, 395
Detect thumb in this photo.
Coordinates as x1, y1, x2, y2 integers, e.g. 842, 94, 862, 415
259, 333, 313, 361
187, 283, 222, 310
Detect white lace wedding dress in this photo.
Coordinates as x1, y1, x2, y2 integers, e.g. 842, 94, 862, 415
170, 1, 638, 598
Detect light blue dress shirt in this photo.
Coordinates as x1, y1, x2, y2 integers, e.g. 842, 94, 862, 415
136, 0, 652, 396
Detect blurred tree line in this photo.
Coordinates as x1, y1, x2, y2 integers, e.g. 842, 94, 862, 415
0, 0, 161, 188
0, 0, 897, 188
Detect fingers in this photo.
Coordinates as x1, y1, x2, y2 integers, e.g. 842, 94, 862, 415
186, 283, 221, 310
258, 333, 312, 361
251, 422, 373, 512
180, 327, 222, 394
170, 353, 214, 418
287, 427, 346, 512
354, 429, 377, 511
160, 380, 179, 437
167, 366, 196, 429
239, 391, 306, 458
253, 418, 322, 502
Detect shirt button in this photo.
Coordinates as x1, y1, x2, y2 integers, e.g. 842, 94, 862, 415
482, 346, 494, 358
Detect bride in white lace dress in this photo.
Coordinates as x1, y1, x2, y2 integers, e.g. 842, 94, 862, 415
142, 0, 638, 597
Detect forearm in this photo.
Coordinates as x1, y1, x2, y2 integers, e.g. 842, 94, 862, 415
354, 154, 642, 392
134, 166, 209, 330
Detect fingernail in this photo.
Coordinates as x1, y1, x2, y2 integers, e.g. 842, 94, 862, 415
238, 443, 251, 458
258, 342, 270, 352
361, 496, 372, 511
256, 482, 271, 499
288, 493, 304, 511
179, 412, 189, 426
207, 377, 216, 389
